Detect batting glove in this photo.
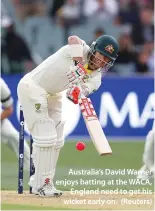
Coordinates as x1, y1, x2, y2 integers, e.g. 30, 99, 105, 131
67, 63, 86, 84
66, 84, 83, 104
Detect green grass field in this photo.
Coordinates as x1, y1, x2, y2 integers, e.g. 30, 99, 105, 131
1, 204, 68, 210
1, 141, 154, 210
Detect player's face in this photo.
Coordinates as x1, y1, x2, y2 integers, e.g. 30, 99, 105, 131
88, 51, 111, 70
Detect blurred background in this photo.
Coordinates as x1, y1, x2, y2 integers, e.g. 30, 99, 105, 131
1, 0, 154, 137
1, 0, 154, 75
1, 0, 154, 194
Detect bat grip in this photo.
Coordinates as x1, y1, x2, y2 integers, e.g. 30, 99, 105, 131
74, 61, 87, 100
80, 93, 86, 99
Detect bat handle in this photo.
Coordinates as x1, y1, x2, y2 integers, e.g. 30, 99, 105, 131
74, 60, 87, 100
80, 93, 86, 100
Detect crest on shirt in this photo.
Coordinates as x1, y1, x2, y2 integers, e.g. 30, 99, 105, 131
105, 45, 114, 54
35, 103, 41, 111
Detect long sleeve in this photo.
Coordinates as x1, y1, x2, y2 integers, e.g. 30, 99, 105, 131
81, 70, 102, 96
0, 78, 13, 108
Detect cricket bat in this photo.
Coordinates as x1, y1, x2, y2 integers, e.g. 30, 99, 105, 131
79, 97, 112, 156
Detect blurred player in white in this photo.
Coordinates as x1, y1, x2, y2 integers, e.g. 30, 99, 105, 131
1, 78, 30, 170
137, 122, 154, 180
17, 35, 119, 197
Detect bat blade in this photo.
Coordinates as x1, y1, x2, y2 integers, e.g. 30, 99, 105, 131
79, 97, 112, 156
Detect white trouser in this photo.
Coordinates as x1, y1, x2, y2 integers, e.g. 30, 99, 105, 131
17, 74, 65, 190
1, 118, 30, 170
137, 128, 154, 179
143, 129, 154, 172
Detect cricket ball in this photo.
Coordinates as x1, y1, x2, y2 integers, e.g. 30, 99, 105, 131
76, 141, 85, 151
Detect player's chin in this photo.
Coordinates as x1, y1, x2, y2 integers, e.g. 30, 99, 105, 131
88, 63, 99, 71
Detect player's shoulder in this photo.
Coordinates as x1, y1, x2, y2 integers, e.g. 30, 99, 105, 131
81, 39, 90, 49
81, 39, 87, 46
0, 78, 7, 87
0, 77, 5, 84
56, 44, 69, 54
91, 69, 102, 78
54, 45, 71, 59
0, 78, 10, 91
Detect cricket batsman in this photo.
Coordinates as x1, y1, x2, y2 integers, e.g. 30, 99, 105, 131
137, 121, 154, 180
17, 35, 119, 197
1, 78, 30, 170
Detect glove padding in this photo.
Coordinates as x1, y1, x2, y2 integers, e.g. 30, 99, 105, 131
67, 63, 86, 84
67, 84, 82, 104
